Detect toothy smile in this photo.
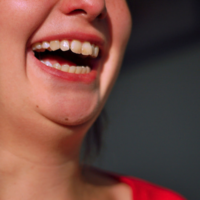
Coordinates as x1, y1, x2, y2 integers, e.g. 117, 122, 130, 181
32, 39, 100, 74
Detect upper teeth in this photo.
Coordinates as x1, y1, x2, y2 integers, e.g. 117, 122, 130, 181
32, 39, 99, 58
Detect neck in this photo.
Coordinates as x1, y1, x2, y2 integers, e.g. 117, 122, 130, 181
0, 149, 85, 200
0, 116, 91, 200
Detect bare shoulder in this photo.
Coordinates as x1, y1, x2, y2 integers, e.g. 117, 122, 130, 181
82, 166, 132, 200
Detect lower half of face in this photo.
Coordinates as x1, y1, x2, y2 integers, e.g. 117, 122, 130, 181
0, 0, 132, 128
26, 49, 101, 125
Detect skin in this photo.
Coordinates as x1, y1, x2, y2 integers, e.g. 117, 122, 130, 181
0, 0, 132, 199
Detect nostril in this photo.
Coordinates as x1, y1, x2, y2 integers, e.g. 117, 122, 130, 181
97, 13, 103, 19
68, 9, 87, 16
97, 8, 107, 20
97, 13, 106, 20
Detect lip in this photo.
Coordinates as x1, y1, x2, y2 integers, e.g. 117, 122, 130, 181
28, 49, 99, 84
27, 31, 105, 53
27, 31, 105, 84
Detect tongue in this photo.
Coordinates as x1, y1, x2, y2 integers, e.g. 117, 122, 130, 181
41, 55, 76, 66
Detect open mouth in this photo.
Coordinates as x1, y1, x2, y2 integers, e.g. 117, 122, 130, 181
32, 39, 100, 74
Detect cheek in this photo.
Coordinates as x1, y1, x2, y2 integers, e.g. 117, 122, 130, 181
0, 0, 56, 42
110, 1, 132, 48
102, 0, 132, 79
0, 0, 57, 90
99, 1, 132, 100
106, 0, 132, 44
0, 0, 59, 122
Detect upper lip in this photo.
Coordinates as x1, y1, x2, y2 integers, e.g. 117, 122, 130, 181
28, 31, 105, 53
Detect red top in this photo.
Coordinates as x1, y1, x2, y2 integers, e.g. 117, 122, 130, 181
118, 176, 186, 200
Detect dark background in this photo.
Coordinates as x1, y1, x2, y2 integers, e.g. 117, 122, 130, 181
94, 1, 200, 199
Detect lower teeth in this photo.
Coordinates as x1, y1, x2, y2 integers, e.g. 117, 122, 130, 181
40, 60, 91, 74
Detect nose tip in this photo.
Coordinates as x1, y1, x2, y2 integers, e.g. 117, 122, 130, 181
59, 0, 107, 21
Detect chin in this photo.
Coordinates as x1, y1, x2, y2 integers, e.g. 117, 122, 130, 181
32, 91, 100, 126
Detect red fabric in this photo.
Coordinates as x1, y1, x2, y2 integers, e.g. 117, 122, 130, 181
118, 176, 186, 200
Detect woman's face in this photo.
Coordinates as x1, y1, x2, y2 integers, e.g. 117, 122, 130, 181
0, 0, 131, 127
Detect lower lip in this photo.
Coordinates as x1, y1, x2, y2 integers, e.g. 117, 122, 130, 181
29, 50, 98, 84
